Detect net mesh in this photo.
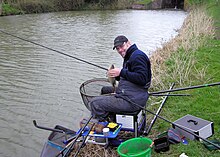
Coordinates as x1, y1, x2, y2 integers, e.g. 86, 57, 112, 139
79, 78, 112, 111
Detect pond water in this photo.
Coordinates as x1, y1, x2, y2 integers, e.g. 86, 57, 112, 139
0, 10, 186, 157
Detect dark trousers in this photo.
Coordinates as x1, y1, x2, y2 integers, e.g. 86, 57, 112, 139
90, 86, 140, 119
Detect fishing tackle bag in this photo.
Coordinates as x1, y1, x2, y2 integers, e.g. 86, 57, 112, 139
167, 128, 182, 144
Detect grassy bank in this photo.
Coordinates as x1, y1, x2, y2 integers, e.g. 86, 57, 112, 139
148, 0, 220, 156
1, 0, 86, 15
0, 0, 132, 15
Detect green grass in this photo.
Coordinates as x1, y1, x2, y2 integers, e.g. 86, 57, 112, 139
135, 0, 152, 5
147, 1, 220, 156
206, 0, 220, 39
2, 3, 23, 15
148, 40, 220, 156
188, 0, 220, 35
195, 40, 220, 80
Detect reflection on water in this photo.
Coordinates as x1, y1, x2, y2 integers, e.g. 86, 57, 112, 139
0, 10, 186, 156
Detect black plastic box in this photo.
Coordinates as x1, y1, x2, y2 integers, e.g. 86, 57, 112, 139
154, 136, 170, 153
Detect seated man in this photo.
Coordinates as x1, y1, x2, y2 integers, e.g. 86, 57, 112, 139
89, 35, 151, 121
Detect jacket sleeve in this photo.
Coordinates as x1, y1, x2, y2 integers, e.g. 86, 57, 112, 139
120, 54, 150, 86
115, 76, 120, 81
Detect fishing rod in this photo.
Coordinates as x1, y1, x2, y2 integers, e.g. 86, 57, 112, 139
0, 30, 108, 71
150, 93, 191, 96
144, 83, 175, 135
73, 123, 95, 157
2, 30, 220, 90
121, 96, 220, 150
56, 115, 93, 157
149, 82, 220, 95
2, 30, 219, 94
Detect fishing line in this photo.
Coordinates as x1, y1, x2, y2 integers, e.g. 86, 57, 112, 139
0, 29, 108, 71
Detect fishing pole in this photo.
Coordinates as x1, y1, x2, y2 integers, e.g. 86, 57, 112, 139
120, 96, 220, 150
73, 123, 95, 157
57, 137, 82, 157
57, 115, 93, 157
149, 82, 220, 95
2, 30, 219, 92
0, 30, 108, 71
150, 94, 191, 96
144, 83, 175, 135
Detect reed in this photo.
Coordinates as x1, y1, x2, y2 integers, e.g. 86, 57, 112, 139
150, 6, 215, 91
2, 0, 132, 14
2, 0, 86, 14
70, 143, 118, 157
83, 0, 132, 10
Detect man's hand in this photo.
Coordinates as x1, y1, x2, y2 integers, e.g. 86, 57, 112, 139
108, 68, 121, 77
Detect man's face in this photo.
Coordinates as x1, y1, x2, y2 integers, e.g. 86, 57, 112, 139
115, 42, 130, 58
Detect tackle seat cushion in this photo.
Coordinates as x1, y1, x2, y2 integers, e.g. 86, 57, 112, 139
115, 109, 141, 115
109, 109, 142, 116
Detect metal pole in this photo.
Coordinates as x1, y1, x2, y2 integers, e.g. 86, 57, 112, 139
150, 94, 191, 96
149, 82, 220, 95
144, 83, 175, 135
33, 120, 65, 134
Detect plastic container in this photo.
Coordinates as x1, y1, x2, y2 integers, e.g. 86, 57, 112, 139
154, 136, 170, 153
117, 137, 152, 157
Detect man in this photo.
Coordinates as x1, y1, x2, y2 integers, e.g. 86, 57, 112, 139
90, 35, 151, 120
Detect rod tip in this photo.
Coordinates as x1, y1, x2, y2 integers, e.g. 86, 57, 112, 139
33, 120, 37, 126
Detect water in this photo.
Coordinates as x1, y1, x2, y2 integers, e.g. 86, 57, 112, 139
0, 10, 186, 157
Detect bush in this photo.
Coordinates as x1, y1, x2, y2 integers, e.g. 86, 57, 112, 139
2, 3, 23, 15
18, 1, 55, 13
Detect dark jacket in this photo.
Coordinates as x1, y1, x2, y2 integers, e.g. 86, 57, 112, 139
116, 44, 151, 108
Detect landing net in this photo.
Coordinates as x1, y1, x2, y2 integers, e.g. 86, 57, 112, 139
79, 78, 112, 111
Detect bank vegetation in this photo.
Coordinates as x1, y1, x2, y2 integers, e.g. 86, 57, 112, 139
0, 0, 132, 15
150, 6, 215, 91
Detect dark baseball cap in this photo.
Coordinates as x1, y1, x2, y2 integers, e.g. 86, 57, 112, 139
113, 35, 128, 50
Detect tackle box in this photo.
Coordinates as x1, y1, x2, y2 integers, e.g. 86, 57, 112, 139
173, 114, 214, 140
115, 110, 143, 130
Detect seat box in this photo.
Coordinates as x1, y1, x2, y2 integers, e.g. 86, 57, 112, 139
173, 114, 214, 140
116, 110, 143, 130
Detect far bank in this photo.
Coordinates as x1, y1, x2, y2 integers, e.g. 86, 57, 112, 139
0, 0, 187, 16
